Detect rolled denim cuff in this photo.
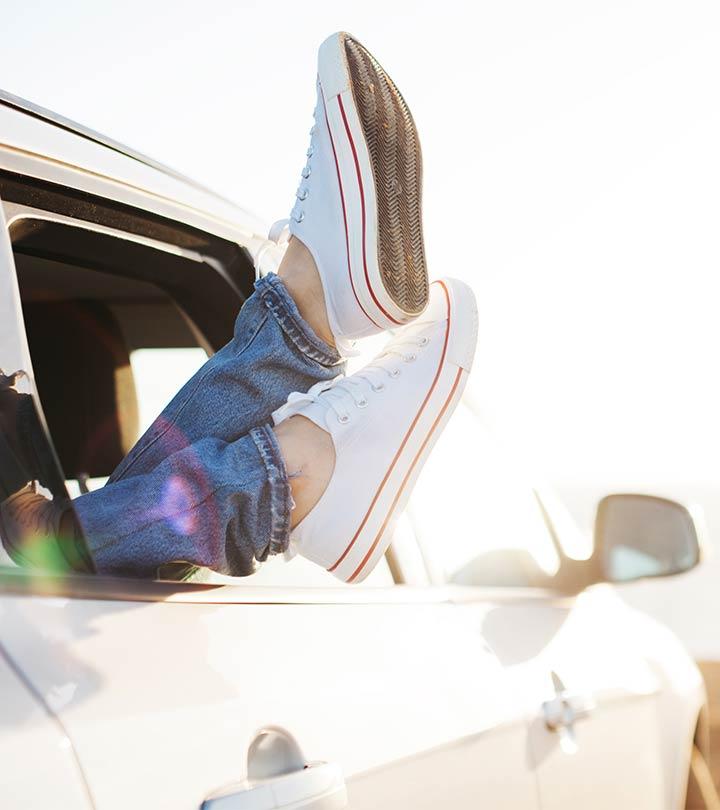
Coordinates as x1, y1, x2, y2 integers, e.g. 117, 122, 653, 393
249, 423, 292, 558
255, 273, 343, 368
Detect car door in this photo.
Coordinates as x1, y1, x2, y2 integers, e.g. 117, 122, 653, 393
409, 402, 669, 810
0, 186, 540, 810
0, 581, 541, 810
512, 584, 668, 810
472, 581, 671, 810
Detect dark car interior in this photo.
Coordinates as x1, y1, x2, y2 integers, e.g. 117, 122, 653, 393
18, 255, 205, 482
4, 181, 254, 484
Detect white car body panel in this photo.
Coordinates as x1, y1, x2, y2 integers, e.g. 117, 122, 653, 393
0, 94, 707, 809
0, 589, 537, 809
0, 99, 268, 265
477, 585, 703, 809
0, 643, 92, 809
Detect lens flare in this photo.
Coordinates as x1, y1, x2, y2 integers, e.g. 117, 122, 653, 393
157, 474, 196, 535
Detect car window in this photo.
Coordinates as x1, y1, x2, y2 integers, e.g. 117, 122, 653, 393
407, 402, 561, 587
2, 205, 395, 588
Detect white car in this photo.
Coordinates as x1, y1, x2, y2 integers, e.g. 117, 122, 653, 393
0, 90, 709, 810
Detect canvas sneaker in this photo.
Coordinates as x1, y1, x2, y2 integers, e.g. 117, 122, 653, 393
269, 31, 429, 353
272, 278, 477, 582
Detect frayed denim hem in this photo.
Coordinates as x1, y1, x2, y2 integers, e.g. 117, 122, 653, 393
249, 424, 292, 558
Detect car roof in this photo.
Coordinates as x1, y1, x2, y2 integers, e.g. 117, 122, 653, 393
0, 88, 266, 242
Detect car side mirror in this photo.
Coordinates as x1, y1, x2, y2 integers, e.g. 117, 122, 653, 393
594, 494, 701, 584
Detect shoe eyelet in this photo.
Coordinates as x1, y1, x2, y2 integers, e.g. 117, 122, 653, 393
301, 166, 311, 179
337, 414, 350, 424
419, 337, 430, 346
357, 399, 368, 408
291, 211, 305, 224
297, 189, 309, 201
306, 146, 314, 157
404, 354, 417, 363
371, 383, 385, 392
390, 369, 401, 378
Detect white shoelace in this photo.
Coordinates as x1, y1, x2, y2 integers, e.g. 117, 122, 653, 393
274, 335, 431, 426
267, 117, 317, 245
289, 121, 317, 224
259, 104, 360, 359
257, 116, 316, 271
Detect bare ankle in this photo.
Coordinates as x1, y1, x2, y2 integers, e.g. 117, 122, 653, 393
274, 415, 335, 527
278, 238, 336, 349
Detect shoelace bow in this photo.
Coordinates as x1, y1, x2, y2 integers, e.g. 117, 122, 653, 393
275, 334, 431, 425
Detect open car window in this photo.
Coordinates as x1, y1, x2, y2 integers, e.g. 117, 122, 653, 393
0, 184, 394, 589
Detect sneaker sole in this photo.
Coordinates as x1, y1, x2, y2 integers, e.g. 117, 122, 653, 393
318, 32, 428, 330
327, 278, 478, 583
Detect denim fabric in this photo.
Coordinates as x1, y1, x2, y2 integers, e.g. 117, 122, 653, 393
73, 274, 344, 577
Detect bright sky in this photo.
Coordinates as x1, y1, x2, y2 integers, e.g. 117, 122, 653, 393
2, 0, 719, 487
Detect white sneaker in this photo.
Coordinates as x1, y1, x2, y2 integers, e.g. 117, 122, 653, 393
271, 32, 429, 352
272, 278, 477, 582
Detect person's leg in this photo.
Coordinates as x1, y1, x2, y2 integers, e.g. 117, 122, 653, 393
75, 428, 296, 577
6, 410, 336, 577
109, 245, 343, 485
73, 278, 477, 581
0, 239, 342, 575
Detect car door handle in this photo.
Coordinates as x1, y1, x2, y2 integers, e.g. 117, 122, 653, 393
201, 761, 347, 810
202, 726, 347, 810
542, 692, 596, 730
541, 672, 596, 754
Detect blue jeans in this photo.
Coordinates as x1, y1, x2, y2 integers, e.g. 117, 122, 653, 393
73, 274, 344, 577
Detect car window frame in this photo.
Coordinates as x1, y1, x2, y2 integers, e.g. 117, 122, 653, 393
0, 173, 408, 598
0, 190, 73, 507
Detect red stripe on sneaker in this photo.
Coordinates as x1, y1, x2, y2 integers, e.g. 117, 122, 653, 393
328, 280, 451, 574
337, 94, 403, 327
320, 83, 381, 330
347, 365, 464, 583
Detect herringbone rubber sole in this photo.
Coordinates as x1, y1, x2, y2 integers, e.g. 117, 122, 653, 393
344, 36, 428, 317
